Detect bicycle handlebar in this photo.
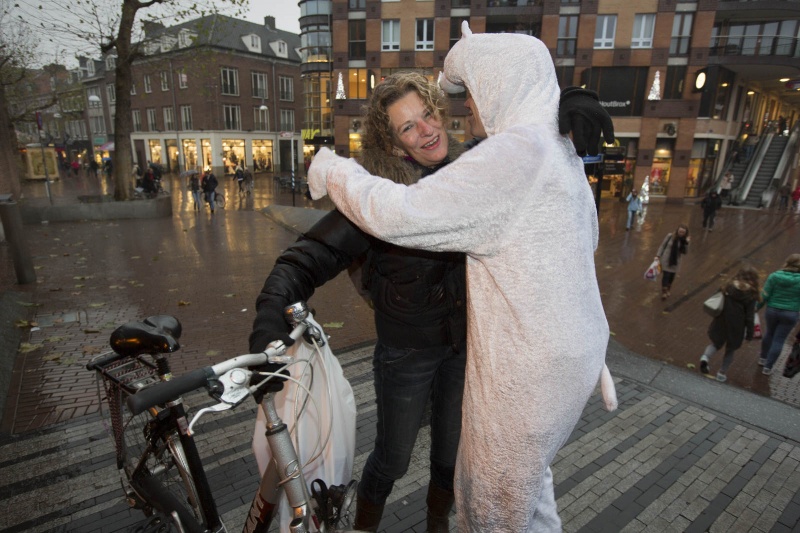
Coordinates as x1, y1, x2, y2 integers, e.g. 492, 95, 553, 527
125, 322, 309, 416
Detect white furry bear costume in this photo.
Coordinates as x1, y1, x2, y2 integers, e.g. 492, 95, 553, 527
309, 23, 615, 532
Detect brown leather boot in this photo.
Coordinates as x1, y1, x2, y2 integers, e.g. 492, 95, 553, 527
425, 482, 454, 532
353, 495, 385, 532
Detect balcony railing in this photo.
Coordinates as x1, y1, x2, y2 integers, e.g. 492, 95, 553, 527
709, 35, 800, 58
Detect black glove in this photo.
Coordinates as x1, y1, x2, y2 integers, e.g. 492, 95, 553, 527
248, 304, 296, 389
558, 87, 616, 157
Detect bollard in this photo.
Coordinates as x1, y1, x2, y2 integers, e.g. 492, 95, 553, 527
0, 195, 36, 284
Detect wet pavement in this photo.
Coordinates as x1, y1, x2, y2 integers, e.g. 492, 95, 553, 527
1, 170, 800, 532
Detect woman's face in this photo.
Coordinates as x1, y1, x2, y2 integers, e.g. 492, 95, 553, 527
387, 91, 449, 168
677, 227, 687, 237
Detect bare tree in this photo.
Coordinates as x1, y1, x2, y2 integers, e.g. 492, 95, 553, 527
13, 0, 247, 200
0, 1, 43, 198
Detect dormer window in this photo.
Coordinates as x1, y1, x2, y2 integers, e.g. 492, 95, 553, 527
87, 61, 95, 77
269, 39, 288, 58
178, 29, 196, 48
106, 56, 116, 70
279, 42, 286, 54
243, 33, 262, 53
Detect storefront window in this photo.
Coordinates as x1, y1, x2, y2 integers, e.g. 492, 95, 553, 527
149, 140, 162, 165
251, 140, 274, 172
349, 132, 362, 158
166, 139, 179, 172
649, 140, 674, 196
221, 138, 245, 174
201, 139, 212, 171
183, 139, 198, 170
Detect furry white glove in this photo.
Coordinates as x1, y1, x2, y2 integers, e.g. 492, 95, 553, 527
600, 364, 618, 412
307, 147, 344, 200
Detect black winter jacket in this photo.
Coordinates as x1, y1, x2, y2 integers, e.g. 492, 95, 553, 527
707, 281, 758, 351
249, 138, 468, 353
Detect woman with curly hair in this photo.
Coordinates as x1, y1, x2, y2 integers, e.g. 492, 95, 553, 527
700, 266, 761, 382
758, 254, 800, 375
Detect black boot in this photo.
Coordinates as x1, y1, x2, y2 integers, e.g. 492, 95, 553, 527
426, 482, 454, 533
353, 495, 385, 532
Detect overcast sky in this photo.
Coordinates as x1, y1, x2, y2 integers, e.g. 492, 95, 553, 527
10, 0, 301, 68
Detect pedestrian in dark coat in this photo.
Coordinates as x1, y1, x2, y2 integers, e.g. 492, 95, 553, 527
700, 266, 761, 382
701, 190, 723, 230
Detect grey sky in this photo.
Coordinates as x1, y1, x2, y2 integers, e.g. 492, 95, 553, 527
11, 0, 300, 68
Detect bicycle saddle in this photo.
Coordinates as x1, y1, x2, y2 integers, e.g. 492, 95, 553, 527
110, 316, 182, 357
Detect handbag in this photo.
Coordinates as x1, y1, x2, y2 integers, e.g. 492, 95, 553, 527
753, 312, 763, 339
703, 291, 724, 317
643, 258, 661, 281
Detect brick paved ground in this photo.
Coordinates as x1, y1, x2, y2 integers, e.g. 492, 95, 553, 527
1, 172, 800, 532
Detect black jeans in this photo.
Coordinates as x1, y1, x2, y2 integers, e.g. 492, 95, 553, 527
661, 271, 676, 289
702, 210, 717, 229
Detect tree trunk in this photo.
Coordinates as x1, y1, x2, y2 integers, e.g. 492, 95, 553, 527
0, 81, 22, 199
111, 0, 139, 201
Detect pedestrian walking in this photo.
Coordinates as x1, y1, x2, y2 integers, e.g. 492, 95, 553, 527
234, 165, 245, 195
720, 171, 734, 203
699, 266, 761, 382
625, 189, 642, 230
778, 184, 791, 210
201, 168, 218, 213
758, 254, 800, 375
70, 159, 80, 177
189, 173, 201, 210
701, 190, 723, 230
792, 184, 800, 212
656, 224, 690, 300
89, 159, 99, 179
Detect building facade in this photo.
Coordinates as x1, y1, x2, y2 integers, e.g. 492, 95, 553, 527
325, 0, 800, 202
128, 15, 304, 177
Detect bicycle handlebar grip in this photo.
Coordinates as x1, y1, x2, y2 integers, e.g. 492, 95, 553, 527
126, 366, 214, 415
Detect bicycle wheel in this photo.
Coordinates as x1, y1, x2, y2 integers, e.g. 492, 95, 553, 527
215, 193, 225, 209
122, 402, 209, 533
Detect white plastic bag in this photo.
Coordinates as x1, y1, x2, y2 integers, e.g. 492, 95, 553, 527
252, 316, 357, 532
643, 258, 661, 281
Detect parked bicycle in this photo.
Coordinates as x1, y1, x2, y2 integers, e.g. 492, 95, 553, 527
87, 301, 359, 533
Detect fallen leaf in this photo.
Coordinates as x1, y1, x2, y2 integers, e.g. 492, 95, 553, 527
14, 320, 34, 328
43, 353, 63, 362
61, 356, 78, 365
151, 256, 159, 261
206, 350, 221, 356
224, 293, 236, 298
82, 345, 103, 355
34, 265, 44, 270
18, 342, 43, 353
178, 300, 191, 306
323, 322, 344, 329
88, 303, 106, 308
131, 256, 140, 259
609, 331, 616, 336
687, 363, 696, 369
75, 284, 85, 288
83, 328, 101, 334
71, 292, 81, 296
45, 336, 70, 343
16, 301, 40, 307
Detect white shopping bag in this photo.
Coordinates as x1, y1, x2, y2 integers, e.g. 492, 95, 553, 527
252, 315, 357, 532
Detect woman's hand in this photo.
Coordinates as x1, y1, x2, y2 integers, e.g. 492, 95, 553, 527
307, 147, 343, 200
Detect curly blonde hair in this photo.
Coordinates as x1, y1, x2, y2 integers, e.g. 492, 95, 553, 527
361, 72, 450, 155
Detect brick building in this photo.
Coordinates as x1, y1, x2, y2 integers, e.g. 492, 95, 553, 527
312, 0, 800, 203
127, 15, 303, 177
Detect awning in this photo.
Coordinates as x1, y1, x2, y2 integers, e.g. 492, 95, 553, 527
99, 141, 115, 151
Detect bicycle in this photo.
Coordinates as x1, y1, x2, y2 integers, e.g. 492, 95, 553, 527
88, 301, 360, 533
204, 190, 226, 209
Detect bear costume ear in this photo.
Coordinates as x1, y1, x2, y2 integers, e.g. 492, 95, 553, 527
437, 21, 473, 94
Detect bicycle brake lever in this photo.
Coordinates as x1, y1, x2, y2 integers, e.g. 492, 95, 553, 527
188, 368, 254, 434
188, 403, 234, 435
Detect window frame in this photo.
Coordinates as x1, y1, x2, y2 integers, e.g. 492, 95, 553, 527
280, 109, 295, 132
146, 108, 157, 131
416, 18, 434, 51
594, 15, 616, 49
254, 106, 269, 131
160, 71, 170, 91
632, 13, 656, 49
221, 67, 240, 96
144, 74, 152, 94
279, 76, 294, 102
132, 109, 142, 132
670, 12, 693, 56
223, 104, 241, 130
252, 71, 268, 99
349, 19, 366, 59
382, 19, 400, 51
163, 107, 175, 130
180, 105, 192, 130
